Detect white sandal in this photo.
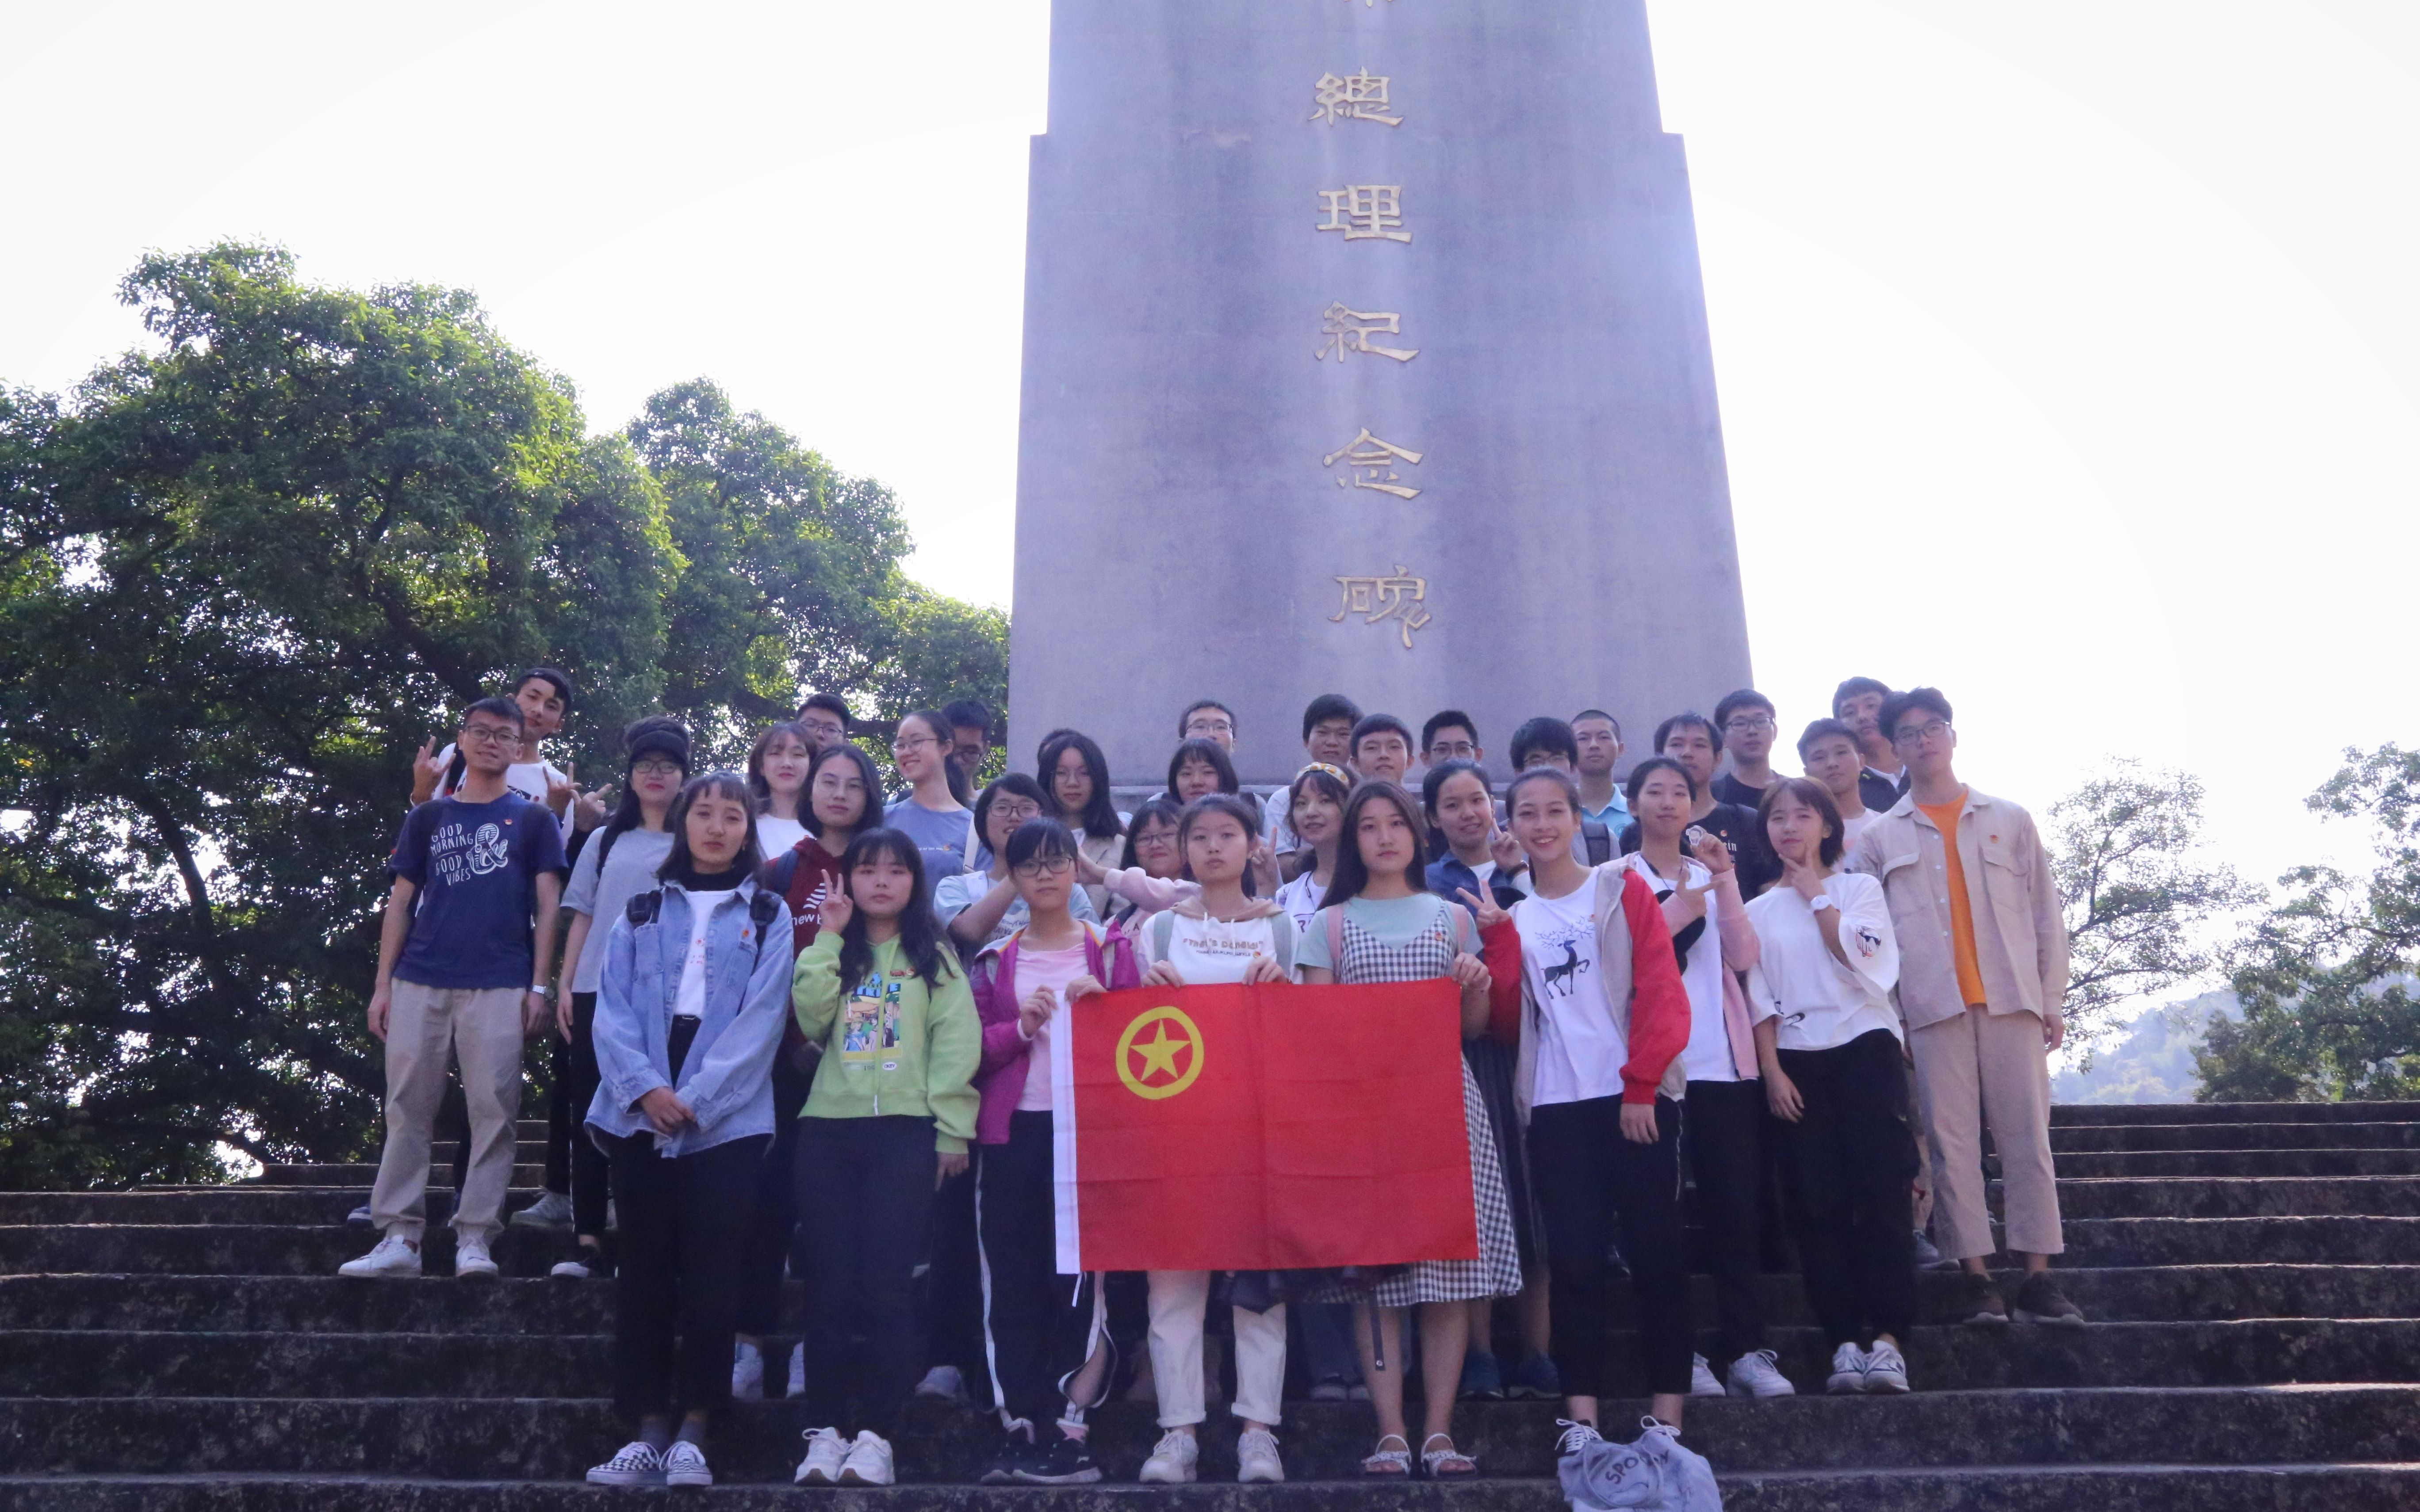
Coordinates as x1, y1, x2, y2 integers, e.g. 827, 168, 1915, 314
1421, 1433, 1477, 1477
1361, 1434, 1412, 1476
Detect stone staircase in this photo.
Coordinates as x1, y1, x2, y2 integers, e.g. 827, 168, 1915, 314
3, 1103, 2419, 1508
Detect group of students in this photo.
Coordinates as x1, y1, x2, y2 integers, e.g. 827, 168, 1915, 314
339, 672, 2075, 1490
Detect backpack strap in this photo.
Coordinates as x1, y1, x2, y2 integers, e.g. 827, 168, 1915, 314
625, 888, 664, 927
1270, 913, 1296, 977
1324, 906, 1345, 976
1582, 820, 1612, 867
1150, 910, 1176, 962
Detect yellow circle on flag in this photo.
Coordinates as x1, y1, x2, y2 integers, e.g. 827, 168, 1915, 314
1115, 1004, 1204, 1100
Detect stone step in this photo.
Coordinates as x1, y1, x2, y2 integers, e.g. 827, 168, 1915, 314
2048, 1124, 2420, 1152
2024, 1149, 2420, 1179
2059, 1216, 2420, 1267
6, 1386, 2418, 1480
6, 1465, 2420, 1512
2000, 1176, 2420, 1220
0, 1226, 586, 1278
6, 1318, 2414, 1401
255, 1165, 547, 1188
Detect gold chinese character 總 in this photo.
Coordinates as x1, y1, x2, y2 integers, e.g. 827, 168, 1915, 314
1315, 304, 1419, 363
1330, 566, 1432, 649
1317, 185, 1410, 243
1321, 428, 1424, 498
1310, 68, 1401, 127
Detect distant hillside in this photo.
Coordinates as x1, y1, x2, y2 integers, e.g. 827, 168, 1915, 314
2052, 991, 2240, 1105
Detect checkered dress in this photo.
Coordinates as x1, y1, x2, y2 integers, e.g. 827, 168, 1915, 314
1311, 899, 1524, 1306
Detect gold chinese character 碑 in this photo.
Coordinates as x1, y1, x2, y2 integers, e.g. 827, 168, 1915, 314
1317, 185, 1410, 243
1310, 68, 1401, 127
1330, 566, 1432, 649
1321, 428, 1424, 498
1315, 303, 1419, 363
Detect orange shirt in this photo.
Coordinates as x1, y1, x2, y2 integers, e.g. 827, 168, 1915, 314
1918, 796, 1989, 1008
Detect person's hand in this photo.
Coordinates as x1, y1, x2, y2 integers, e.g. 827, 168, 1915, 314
1449, 952, 1491, 993
1241, 953, 1288, 985
1487, 826, 1525, 874
819, 890, 854, 937
1455, 886, 1509, 932
573, 783, 613, 832
2044, 1011, 2065, 1051
545, 763, 578, 817
1073, 850, 1108, 886
1689, 829, 1734, 877
367, 981, 393, 1041
1143, 959, 1186, 989
1764, 1065, 1805, 1122
410, 739, 444, 803
637, 1087, 695, 1137
1619, 1101, 1660, 1144
1783, 857, 1827, 904
522, 991, 552, 1037
555, 988, 575, 1042
1064, 973, 1106, 1001
1249, 840, 1281, 894
936, 1151, 969, 1187
1018, 987, 1055, 1038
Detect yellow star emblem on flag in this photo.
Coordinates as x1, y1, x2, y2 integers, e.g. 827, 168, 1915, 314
1115, 1004, 1204, 1100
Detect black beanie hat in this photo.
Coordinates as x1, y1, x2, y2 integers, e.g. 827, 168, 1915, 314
624, 717, 692, 773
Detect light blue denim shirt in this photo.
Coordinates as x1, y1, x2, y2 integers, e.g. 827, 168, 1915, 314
586, 877, 794, 1158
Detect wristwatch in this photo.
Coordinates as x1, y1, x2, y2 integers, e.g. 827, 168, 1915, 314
529, 984, 556, 999
1809, 894, 1838, 913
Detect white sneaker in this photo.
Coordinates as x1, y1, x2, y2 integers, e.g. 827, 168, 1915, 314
914, 1363, 967, 1401
1687, 1353, 1726, 1397
549, 1258, 597, 1280
337, 1233, 421, 1278
513, 1190, 574, 1229
787, 1342, 807, 1399
1237, 1428, 1283, 1484
1553, 1419, 1605, 1458
1138, 1429, 1198, 1485
794, 1427, 848, 1485
587, 1440, 666, 1486
1825, 1341, 1869, 1394
454, 1239, 498, 1279
1862, 1340, 1910, 1394
732, 1341, 765, 1401
662, 1439, 712, 1487
1726, 1349, 1796, 1398
839, 1429, 895, 1487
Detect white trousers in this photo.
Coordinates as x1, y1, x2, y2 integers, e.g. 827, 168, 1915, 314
1146, 1270, 1286, 1428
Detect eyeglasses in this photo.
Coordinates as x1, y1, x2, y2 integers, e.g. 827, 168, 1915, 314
1429, 742, 1478, 759
892, 736, 937, 755
459, 723, 519, 746
1724, 716, 1776, 734
1012, 855, 1074, 878
1134, 830, 1178, 849
632, 758, 684, 778
1893, 720, 1952, 747
991, 804, 1041, 826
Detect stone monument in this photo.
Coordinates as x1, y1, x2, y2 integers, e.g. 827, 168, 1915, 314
1007, 0, 1752, 785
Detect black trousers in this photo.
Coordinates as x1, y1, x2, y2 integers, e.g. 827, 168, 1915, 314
1528, 1095, 1692, 1398
604, 1130, 770, 1422
1684, 1078, 1769, 1361
1770, 1029, 1920, 1347
978, 1110, 1103, 1432
921, 1146, 989, 1400
735, 1048, 814, 1337
554, 993, 609, 1237
793, 1115, 937, 1435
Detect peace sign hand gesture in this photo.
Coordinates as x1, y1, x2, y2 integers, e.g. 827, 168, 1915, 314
1455, 886, 1510, 932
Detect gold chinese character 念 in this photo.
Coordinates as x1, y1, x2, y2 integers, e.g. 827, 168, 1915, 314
1331, 566, 1432, 649
1321, 428, 1424, 498
1310, 68, 1401, 127
1317, 185, 1410, 243
1315, 304, 1419, 363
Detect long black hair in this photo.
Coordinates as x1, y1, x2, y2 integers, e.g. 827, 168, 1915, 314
803, 741, 883, 840
1165, 737, 1240, 798
657, 771, 765, 884
1178, 794, 1264, 897
835, 828, 954, 991
1321, 780, 1429, 911
1038, 729, 1123, 841
594, 716, 691, 870
901, 708, 973, 807
747, 721, 818, 811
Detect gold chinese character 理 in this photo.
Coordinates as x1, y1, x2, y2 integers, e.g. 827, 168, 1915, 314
1317, 185, 1410, 243
1331, 566, 1432, 649
1321, 428, 1424, 498
1310, 68, 1401, 127
1315, 304, 1419, 363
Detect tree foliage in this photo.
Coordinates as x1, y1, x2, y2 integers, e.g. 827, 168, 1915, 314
0, 245, 1005, 1187
2195, 745, 2420, 1102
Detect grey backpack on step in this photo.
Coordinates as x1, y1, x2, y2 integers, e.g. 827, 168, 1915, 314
1559, 1420, 1721, 1512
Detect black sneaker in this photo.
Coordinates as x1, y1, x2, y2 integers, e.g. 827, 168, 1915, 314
978, 1434, 1037, 1486
1955, 1270, 2009, 1326
2013, 1272, 2087, 1327
1013, 1433, 1103, 1485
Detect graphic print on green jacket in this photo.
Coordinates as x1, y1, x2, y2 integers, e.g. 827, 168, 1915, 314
791, 930, 983, 1154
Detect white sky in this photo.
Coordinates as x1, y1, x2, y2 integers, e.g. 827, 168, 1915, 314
2, 2, 2413, 893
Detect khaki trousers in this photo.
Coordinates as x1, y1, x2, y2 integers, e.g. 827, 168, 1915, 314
1146, 1270, 1287, 1428
1907, 1006, 2063, 1260
368, 981, 527, 1243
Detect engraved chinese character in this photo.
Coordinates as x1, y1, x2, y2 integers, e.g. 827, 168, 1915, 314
1317, 185, 1410, 243
1331, 566, 1432, 649
1310, 68, 1401, 127
1321, 428, 1424, 498
1315, 304, 1419, 363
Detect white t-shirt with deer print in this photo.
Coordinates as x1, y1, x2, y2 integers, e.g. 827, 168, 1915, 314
1511, 880, 1622, 1107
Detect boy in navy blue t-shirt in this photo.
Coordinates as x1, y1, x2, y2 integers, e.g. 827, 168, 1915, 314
342, 697, 567, 1279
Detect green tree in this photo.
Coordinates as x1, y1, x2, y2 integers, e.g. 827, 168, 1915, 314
2196, 745, 2420, 1102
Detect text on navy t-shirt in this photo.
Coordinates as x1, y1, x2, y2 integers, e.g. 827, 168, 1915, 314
388, 793, 570, 989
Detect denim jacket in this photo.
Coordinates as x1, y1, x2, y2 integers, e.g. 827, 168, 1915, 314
586, 877, 795, 1158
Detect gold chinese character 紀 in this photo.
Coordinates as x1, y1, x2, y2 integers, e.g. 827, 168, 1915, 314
1321, 428, 1424, 499
1315, 304, 1419, 363
1317, 185, 1410, 243
1330, 566, 1432, 649
1310, 68, 1401, 127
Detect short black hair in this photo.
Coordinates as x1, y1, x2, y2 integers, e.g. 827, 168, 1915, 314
1760, 777, 1846, 867
1509, 716, 1578, 770
1624, 754, 1699, 807
462, 695, 525, 729
1421, 709, 1479, 754
1302, 694, 1362, 743
1420, 758, 1491, 819
1166, 737, 1241, 797
1654, 711, 1722, 756
1571, 708, 1621, 739
1796, 717, 1861, 761
514, 668, 574, 707
1178, 699, 1236, 738
1350, 713, 1413, 758
1879, 687, 1954, 740
1832, 676, 1892, 717
941, 700, 993, 738
974, 772, 1050, 851
1119, 796, 1184, 871
1713, 689, 1775, 729
797, 691, 851, 726
1003, 815, 1079, 874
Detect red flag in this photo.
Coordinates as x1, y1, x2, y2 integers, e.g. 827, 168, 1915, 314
1051, 980, 1478, 1273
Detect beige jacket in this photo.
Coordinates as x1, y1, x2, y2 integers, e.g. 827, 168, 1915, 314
1847, 786, 2068, 1032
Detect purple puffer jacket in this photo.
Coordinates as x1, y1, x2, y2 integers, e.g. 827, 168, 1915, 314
967, 921, 1142, 1146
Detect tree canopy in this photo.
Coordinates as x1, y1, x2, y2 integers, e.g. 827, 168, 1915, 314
0, 245, 1005, 1186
